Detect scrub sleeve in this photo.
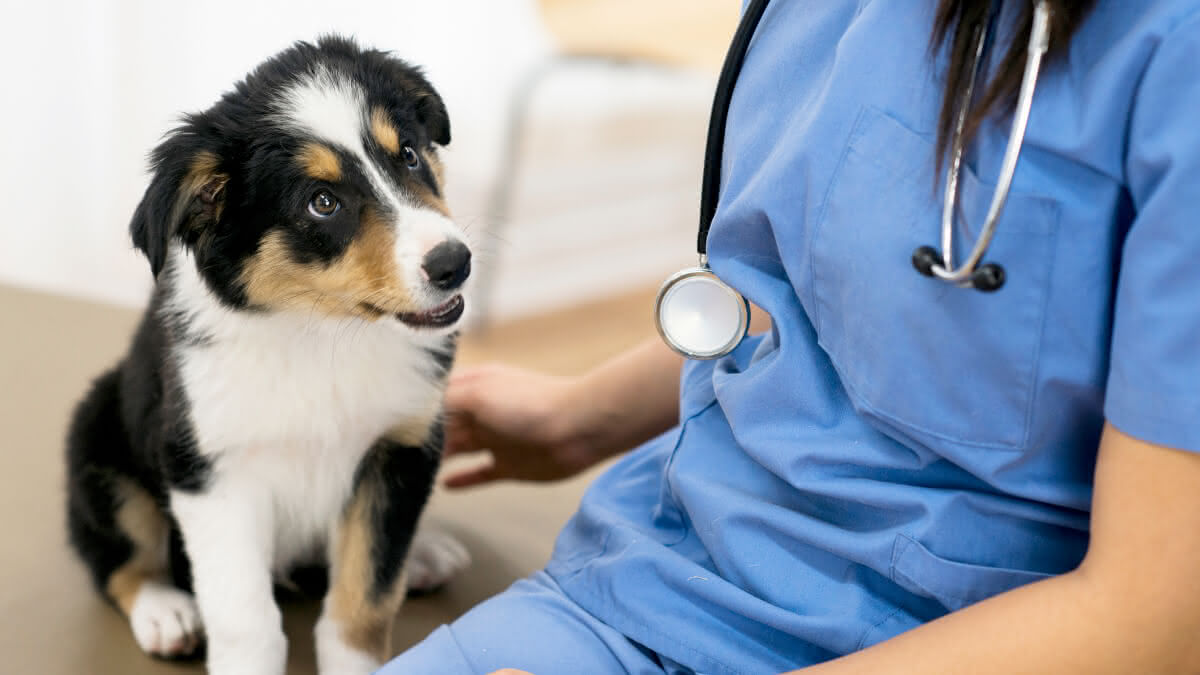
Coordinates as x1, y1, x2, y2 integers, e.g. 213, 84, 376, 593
1103, 12, 1200, 452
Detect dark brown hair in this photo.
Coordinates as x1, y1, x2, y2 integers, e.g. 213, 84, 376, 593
932, 0, 1096, 168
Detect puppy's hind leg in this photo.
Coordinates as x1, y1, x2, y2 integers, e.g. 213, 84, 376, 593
105, 483, 204, 658
74, 478, 204, 658
66, 370, 203, 659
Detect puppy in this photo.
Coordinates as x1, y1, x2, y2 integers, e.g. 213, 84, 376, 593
66, 36, 471, 674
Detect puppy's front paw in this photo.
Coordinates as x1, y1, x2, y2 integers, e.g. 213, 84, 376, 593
128, 582, 204, 658
315, 615, 381, 675
405, 528, 471, 594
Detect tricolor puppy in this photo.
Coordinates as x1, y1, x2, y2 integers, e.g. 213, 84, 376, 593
66, 37, 472, 674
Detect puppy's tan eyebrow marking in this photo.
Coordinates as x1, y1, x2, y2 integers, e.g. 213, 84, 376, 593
370, 107, 400, 154
298, 142, 342, 181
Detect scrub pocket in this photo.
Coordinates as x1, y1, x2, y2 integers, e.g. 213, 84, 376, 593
890, 534, 1051, 612
810, 106, 1060, 450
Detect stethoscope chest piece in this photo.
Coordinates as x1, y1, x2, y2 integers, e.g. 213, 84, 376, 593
655, 263, 749, 360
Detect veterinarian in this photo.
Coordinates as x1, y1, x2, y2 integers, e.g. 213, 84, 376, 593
383, 0, 1200, 672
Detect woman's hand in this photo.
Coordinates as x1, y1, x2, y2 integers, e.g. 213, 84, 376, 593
441, 338, 685, 489
441, 364, 599, 487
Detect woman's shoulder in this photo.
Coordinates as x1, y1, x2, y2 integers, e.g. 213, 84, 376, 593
1064, 0, 1199, 109
1079, 0, 1200, 55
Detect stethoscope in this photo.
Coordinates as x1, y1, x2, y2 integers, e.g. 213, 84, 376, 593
655, 0, 1053, 360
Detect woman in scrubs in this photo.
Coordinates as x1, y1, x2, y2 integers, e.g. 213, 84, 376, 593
384, 0, 1200, 672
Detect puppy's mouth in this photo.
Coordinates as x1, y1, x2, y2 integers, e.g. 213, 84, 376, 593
362, 294, 464, 329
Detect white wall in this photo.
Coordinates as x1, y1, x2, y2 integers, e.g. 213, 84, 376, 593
0, 0, 711, 320
474, 62, 709, 320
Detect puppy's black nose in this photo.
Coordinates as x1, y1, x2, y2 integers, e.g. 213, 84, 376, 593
422, 240, 472, 291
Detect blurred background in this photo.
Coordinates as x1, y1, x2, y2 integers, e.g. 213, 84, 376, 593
0, 0, 738, 323
0, 2, 739, 672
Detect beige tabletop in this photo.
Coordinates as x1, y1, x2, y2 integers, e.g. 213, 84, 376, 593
0, 283, 653, 674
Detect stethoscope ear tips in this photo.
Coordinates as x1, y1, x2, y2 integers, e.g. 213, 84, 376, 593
911, 246, 941, 277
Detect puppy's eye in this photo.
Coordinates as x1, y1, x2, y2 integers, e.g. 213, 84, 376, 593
401, 146, 420, 170
308, 189, 340, 218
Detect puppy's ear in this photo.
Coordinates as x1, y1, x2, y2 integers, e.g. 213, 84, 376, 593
130, 130, 228, 278
414, 88, 450, 146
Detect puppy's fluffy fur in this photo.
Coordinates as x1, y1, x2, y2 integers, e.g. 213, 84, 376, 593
66, 36, 472, 674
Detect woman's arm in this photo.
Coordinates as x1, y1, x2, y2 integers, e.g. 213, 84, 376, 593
789, 422, 1200, 674
555, 336, 686, 465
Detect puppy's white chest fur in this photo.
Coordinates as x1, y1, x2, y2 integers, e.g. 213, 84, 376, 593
166, 250, 447, 568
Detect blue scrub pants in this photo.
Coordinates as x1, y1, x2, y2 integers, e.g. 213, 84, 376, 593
380, 572, 694, 675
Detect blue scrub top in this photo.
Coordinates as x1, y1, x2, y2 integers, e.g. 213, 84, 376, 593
546, 1, 1200, 673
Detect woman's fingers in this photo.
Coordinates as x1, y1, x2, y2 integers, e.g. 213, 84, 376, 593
442, 412, 478, 458
443, 367, 498, 458
444, 377, 477, 415
445, 363, 503, 406
442, 461, 501, 489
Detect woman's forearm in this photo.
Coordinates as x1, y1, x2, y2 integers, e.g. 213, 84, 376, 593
790, 570, 1126, 674
560, 337, 684, 462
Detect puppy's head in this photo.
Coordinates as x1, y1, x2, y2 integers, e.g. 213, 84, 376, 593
132, 36, 470, 330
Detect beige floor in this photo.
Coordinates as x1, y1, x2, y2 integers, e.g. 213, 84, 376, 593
0, 283, 657, 674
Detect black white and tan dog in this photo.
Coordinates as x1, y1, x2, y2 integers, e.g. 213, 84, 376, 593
65, 36, 473, 674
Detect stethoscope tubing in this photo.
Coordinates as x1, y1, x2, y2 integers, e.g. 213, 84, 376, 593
696, 0, 772, 255
933, 1, 1052, 285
